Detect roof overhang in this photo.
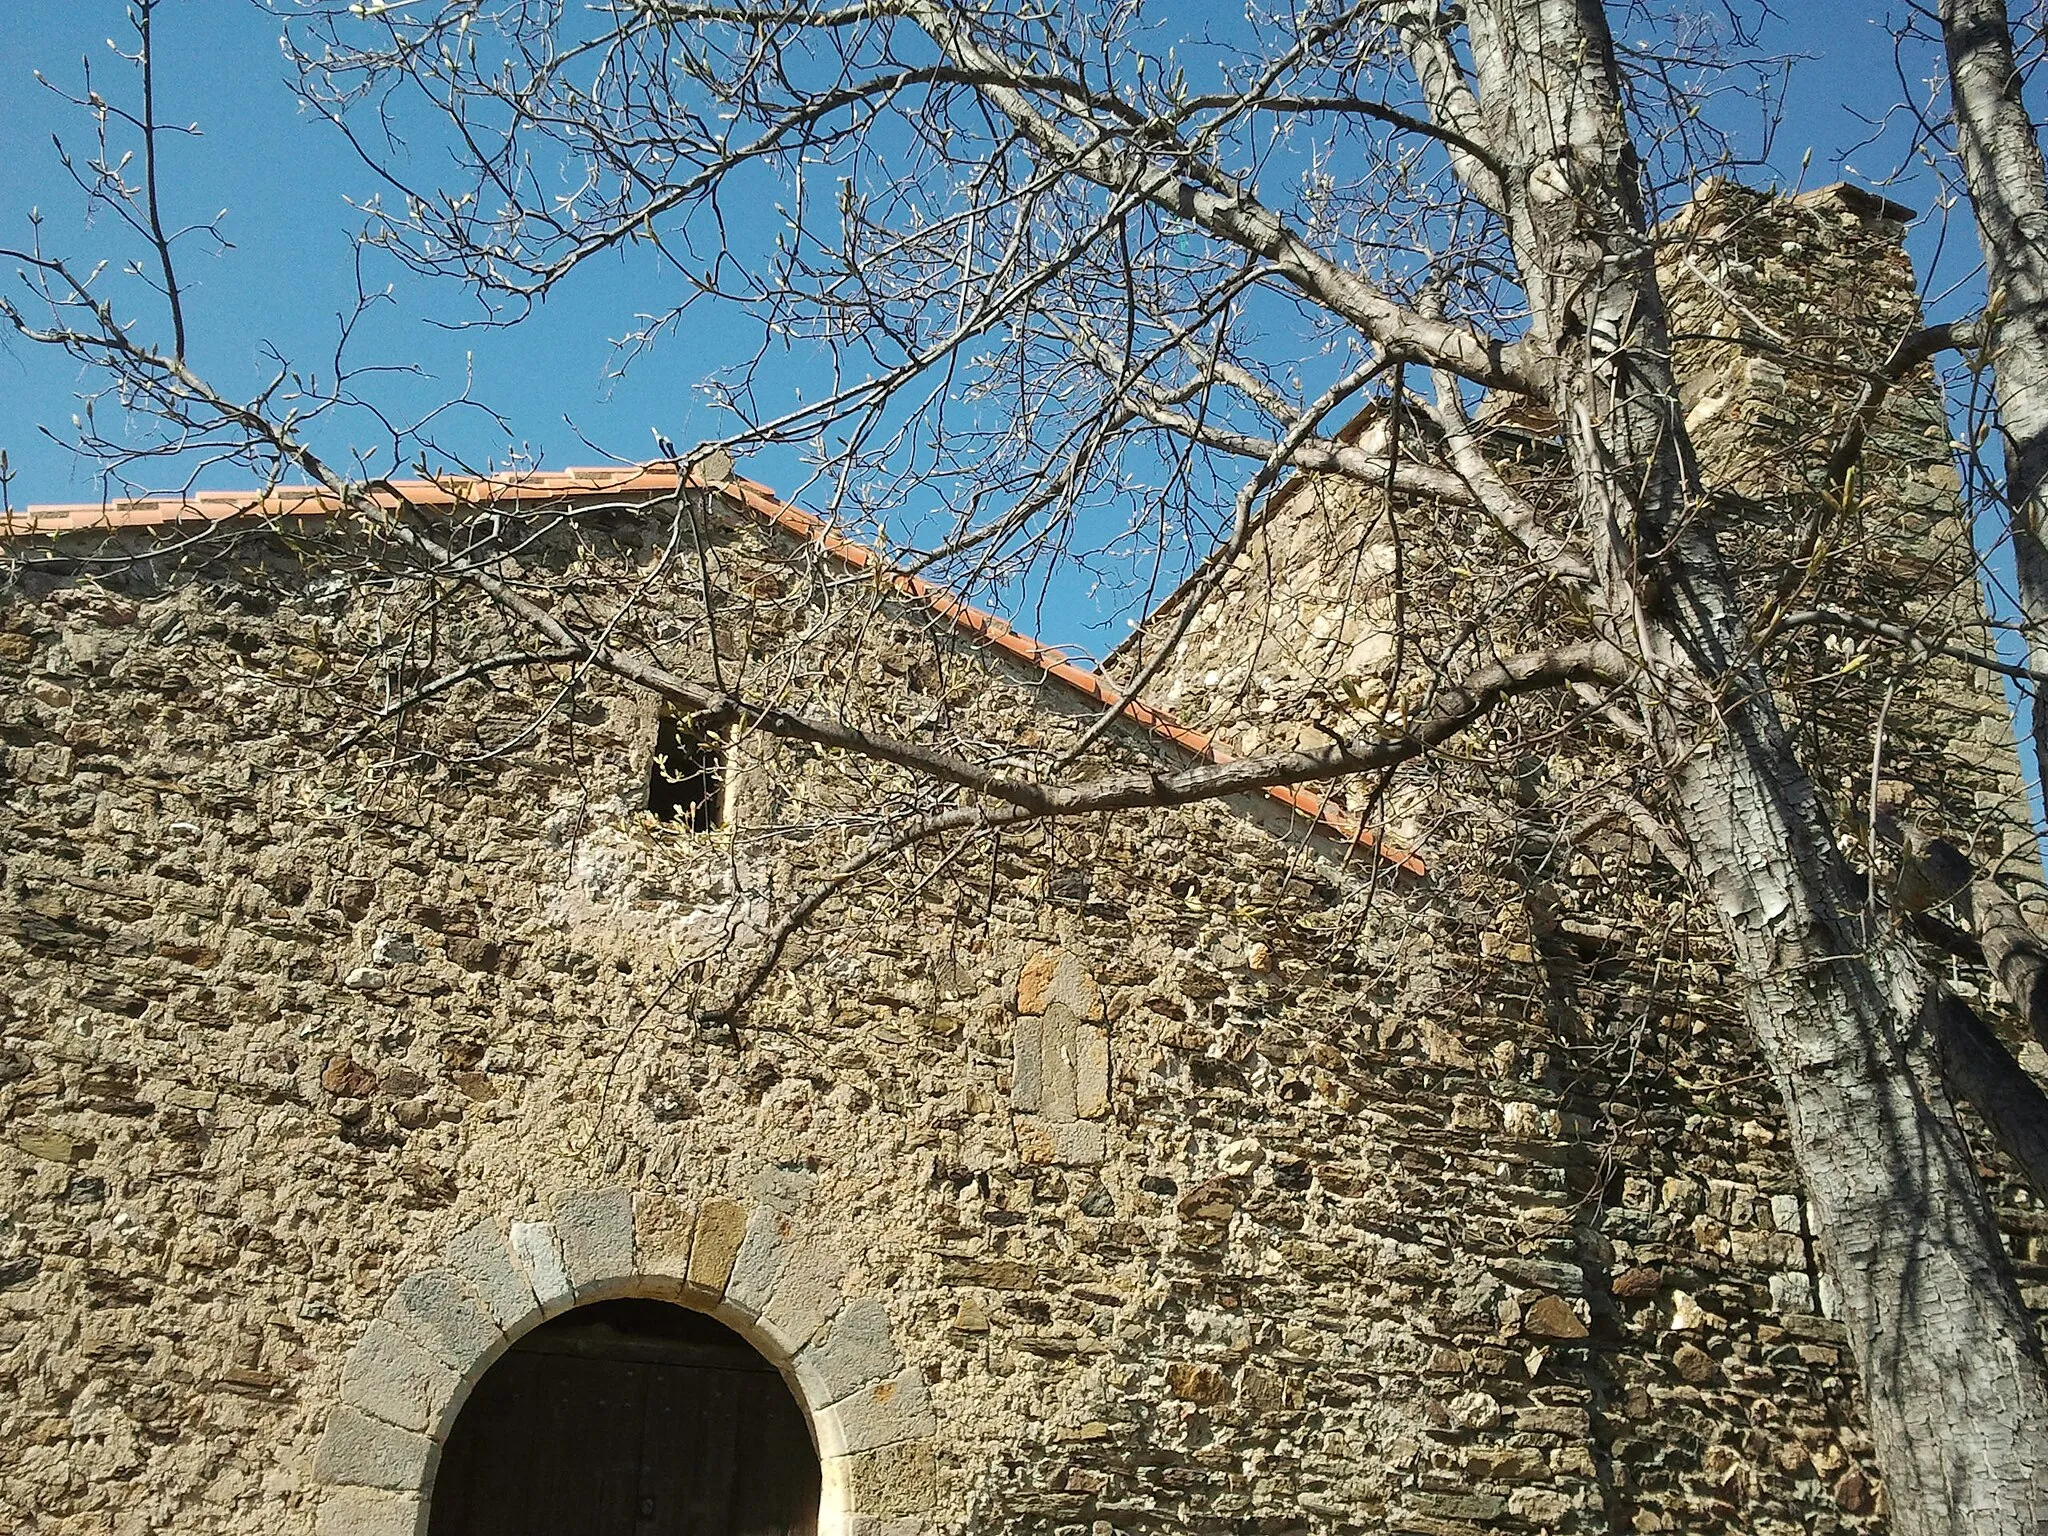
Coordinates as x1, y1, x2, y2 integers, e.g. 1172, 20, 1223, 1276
11, 464, 1424, 876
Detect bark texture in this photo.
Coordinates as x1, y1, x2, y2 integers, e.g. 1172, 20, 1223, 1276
1945, 0, 2048, 774
1974, 869, 2048, 1049
1934, 990, 2048, 1197
1466, 2, 2048, 1529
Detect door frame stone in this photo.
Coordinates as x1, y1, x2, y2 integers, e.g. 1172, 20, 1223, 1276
311, 1189, 938, 1536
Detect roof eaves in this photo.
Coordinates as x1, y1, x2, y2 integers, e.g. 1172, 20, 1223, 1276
15, 465, 1424, 876
725, 480, 1421, 874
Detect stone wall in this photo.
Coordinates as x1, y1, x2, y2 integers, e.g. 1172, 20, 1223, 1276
1658, 178, 2035, 875
1113, 183, 2034, 872
15, 179, 2035, 1536
1089, 180, 2048, 1527
2, 482, 1897, 1536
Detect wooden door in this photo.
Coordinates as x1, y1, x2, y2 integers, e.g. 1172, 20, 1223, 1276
428, 1299, 819, 1536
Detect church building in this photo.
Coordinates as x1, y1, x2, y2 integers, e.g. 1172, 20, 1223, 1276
1, 182, 2036, 1536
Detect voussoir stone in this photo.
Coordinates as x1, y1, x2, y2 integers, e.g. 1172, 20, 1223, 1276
686, 1198, 749, 1298
799, 1297, 901, 1406
382, 1268, 503, 1375
553, 1188, 634, 1293
635, 1191, 695, 1282
314, 1406, 434, 1492
755, 1238, 847, 1357
441, 1219, 539, 1330
836, 1440, 939, 1516
316, 1488, 422, 1536
830, 1365, 939, 1456
723, 1208, 796, 1320
509, 1220, 573, 1315
340, 1318, 457, 1434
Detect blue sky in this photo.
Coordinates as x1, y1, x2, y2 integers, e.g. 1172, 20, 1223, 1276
0, 2, 794, 503
0, 3, 1980, 656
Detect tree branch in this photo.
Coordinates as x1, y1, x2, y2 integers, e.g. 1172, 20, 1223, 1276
999, 639, 1633, 817
1932, 988, 2048, 1202
1424, 367, 1595, 583
8, 277, 1634, 833
1823, 318, 1983, 493
896, 0, 1537, 392
1971, 872, 2048, 1054
1387, 0, 1508, 214
1773, 606, 2048, 684
701, 802, 1018, 1026
331, 649, 584, 755
135, 0, 186, 361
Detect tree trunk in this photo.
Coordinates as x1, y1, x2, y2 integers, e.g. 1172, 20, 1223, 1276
1676, 735, 2048, 1535
1465, 2, 2048, 1528
1944, 0, 2048, 775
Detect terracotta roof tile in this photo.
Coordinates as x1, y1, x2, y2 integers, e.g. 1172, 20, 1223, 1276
13, 465, 1422, 875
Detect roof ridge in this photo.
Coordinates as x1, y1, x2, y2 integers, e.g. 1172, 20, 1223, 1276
9, 464, 1422, 875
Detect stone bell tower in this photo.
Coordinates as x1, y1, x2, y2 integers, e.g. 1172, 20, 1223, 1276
1658, 178, 2035, 877
1113, 180, 2035, 882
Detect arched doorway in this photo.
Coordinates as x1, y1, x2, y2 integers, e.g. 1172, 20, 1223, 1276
427, 1297, 821, 1536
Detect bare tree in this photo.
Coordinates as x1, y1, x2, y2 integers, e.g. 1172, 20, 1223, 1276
13, 1, 2048, 1529
1943, 0, 2048, 734
1930, 0, 2048, 1067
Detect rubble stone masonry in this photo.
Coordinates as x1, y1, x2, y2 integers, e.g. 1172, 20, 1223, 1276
1, 183, 2037, 1536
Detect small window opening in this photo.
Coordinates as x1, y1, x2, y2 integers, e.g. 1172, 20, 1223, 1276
649, 716, 726, 830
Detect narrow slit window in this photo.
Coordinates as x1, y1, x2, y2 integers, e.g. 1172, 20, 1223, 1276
648, 716, 725, 830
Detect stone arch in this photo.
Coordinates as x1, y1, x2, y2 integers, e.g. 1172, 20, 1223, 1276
312, 1190, 938, 1536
